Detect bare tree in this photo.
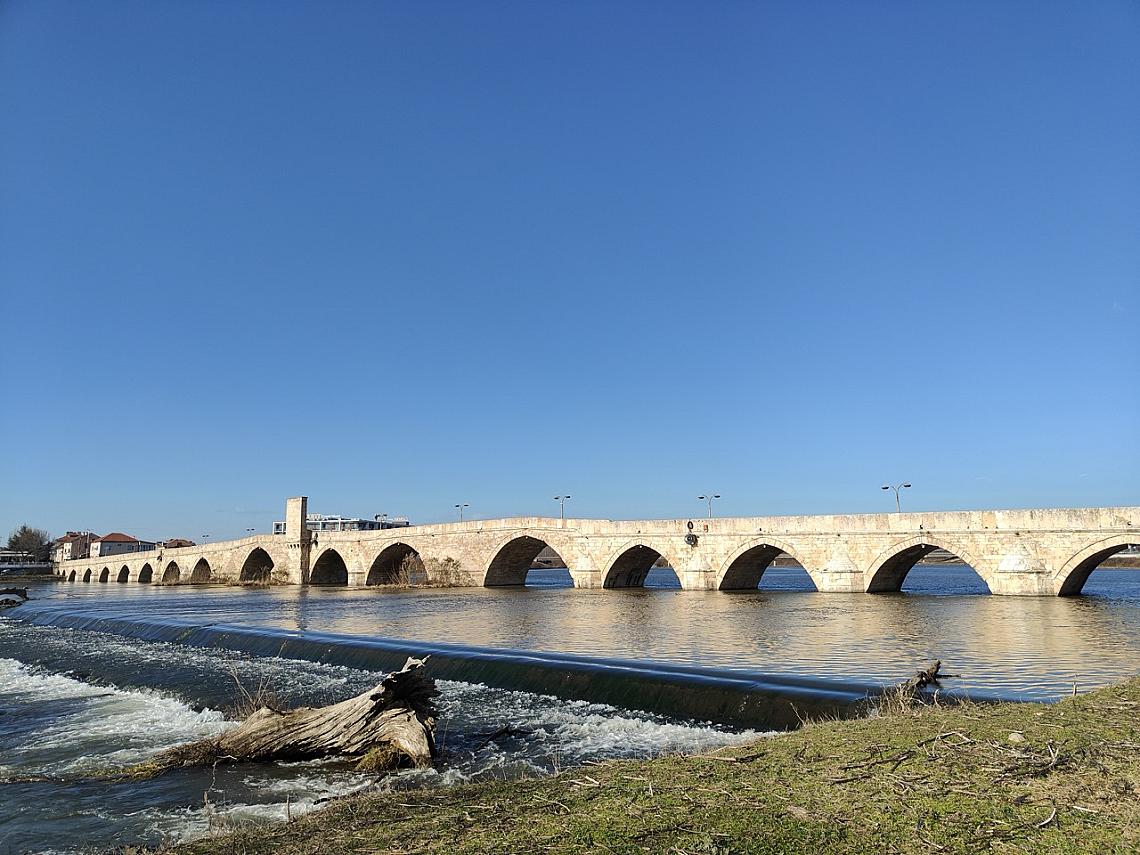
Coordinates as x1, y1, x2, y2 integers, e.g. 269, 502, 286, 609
7, 526, 53, 562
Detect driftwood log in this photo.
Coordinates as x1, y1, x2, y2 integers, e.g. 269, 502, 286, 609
893, 660, 960, 701
900, 660, 944, 694
0, 588, 27, 609
126, 656, 437, 779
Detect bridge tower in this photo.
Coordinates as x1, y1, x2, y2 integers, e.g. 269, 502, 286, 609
284, 495, 311, 585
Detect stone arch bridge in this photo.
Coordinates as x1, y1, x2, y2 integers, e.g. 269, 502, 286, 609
56, 497, 1139, 596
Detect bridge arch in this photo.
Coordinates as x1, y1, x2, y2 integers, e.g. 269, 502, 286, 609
99, 567, 110, 583
367, 543, 425, 586
162, 561, 181, 584
1055, 536, 1139, 596
484, 534, 572, 586
138, 563, 153, 583
310, 548, 349, 586
601, 540, 682, 589
239, 548, 274, 584
117, 566, 131, 583
67, 569, 76, 582
83, 568, 92, 582
717, 538, 820, 591
865, 536, 990, 593
190, 558, 212, 584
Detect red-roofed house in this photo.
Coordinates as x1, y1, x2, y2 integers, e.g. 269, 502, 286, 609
51, 531, 98, 563
90, 532, 157, 558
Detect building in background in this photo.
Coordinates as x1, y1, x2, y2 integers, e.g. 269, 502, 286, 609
1, 549, 54, 576
51, 531, 98, 563
272, 513, 411, 535
89, 533, 157, 558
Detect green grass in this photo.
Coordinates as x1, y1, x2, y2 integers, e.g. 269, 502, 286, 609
178, 678, 1140, 854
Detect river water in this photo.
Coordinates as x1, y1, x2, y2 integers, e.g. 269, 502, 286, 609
2, 566, 1138, 852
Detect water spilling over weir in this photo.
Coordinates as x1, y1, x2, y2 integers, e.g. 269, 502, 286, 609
0, 616, 758, 853
11, 599, 885, 730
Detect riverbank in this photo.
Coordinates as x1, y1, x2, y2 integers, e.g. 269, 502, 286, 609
179, 676, 1139, 854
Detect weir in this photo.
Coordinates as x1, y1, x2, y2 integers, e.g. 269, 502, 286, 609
11, 600, 907, 730
53, 497, 1140, 596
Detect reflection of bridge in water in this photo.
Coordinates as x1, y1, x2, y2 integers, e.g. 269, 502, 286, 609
56, 497, 1139, 596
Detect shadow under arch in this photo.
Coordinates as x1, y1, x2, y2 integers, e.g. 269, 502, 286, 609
310, 548, 348, 586
367, 543, 426, 586
1056, 537, 1139, 596
485, 535, 570, 586
117, 566, 130, 583
240, 548, 274, 584
83, 568, 91, 582
718, 538, 819, 591
190, 558, 212, 584
99, 567, 110, 583
602, 542, 681, 589
138, 563, 153, 583
866, 537, 990, 594
162, 561, 181, 584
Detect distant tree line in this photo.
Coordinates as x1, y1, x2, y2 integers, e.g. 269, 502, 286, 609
7, 525, 53, 562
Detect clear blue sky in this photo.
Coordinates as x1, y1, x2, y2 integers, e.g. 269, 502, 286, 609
2, 1, 1137, 541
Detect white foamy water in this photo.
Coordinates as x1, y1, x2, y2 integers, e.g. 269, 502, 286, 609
0, 658, 232, 778
439, 678, 759, 762
0, 626, 762, 853
139, 767, 382, 842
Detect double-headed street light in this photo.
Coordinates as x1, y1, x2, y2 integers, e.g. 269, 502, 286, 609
454, 503, 470, 521
882, 482, 912, 513
554, 495, 571, 519
697, 493, 721, 518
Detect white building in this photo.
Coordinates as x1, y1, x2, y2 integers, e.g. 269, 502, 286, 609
89, 532, 157, 558
272, 513, 411, 535
51, 531, 98, 563
0, 549, 53, 575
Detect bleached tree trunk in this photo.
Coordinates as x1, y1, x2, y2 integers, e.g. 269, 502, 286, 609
137, 657, 437, 777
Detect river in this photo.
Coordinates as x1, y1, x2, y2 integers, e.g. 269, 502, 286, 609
2, 565, 1138, 852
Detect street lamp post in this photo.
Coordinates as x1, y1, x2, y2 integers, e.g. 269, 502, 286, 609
881, 482, 912, 513
697, 494, 721, 519
454, 503, 469, 522
554, 495, 571, 519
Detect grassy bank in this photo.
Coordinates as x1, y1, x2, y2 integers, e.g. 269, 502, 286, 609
180, 679, 1139, 854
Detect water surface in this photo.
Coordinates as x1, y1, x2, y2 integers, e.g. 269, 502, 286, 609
27, 565, 1140, 701
0, 621, 753, 853
4, 566, 1138, 852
